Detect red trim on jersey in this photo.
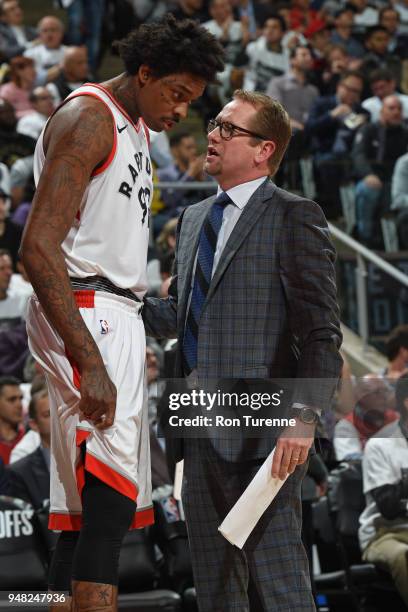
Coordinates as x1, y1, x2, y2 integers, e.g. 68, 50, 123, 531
48, 507, 154, 531
84, 83, 141, 132
49, 513, 82, 530
130, 507, 155, 529
75, 429, 90, 497
73, 290, 95, 308
65, 350, 81, 391
85, 452, 137, 501
50, 90, 118, 177
140, 118, 150, 147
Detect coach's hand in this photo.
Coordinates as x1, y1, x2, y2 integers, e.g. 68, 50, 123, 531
271, 419, 315, 481
78, 361, 117, 430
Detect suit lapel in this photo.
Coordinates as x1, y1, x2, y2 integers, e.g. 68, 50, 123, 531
178, 197, 215, 322
204, 179, 275, 305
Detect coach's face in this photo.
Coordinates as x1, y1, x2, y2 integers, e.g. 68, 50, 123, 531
205, 99, 271, 190
136, 67, 206, 132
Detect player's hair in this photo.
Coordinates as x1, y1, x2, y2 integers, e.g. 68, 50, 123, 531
232, 90, 291, 176
395, 372, 408, 414
114, 14, 224, 82
0, 248, 11, 258
385, 325, 408, 360
0, 376, 21, 395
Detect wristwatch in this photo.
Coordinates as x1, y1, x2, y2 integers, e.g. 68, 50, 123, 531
290, 406, 319, 425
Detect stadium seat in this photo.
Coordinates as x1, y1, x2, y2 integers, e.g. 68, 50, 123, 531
326, 461, 406, 611
0, 496, 48, 591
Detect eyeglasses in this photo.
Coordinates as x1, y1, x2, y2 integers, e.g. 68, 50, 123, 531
207, 118, 267, 141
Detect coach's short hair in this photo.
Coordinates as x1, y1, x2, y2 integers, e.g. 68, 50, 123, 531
114, 14, 224, 82
233, 90, 291, 176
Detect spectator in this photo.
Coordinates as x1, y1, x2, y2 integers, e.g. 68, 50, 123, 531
304, 22, 331, 85
320, 43, 350, 94
0, 98, 35, 168
330, 8, 365, 57
24, 16, 67, 87
231, 0, 258, 38
334, 374, 398, 460
0, 187, 21, 269
288, 0, 327, 35
62, 0, 105, 75
352, 95, 408, 247
46, 46, 89, 105
306, 69, 366, 217
0, 248, 29, 378
0, 0, 36, 61
7, 387, 50, 508
362, 68, 408, 122
203, 0, 249, 66
0, 56, 36, 118
347, 0, 378, 35
391, 152, 408, 212
394, 0, 408, 35
0, 375, 23, 465
157, 131, 212, 227
171, 0, 209, 22
16, 86, 54, 141
382, 325, 408, 381
359, 372, 408, 607
379, 5, 408, 57
243, 14, 289, 93
360, 25, 402, 88
8, 372, 45, 464
267, 45, 319, 132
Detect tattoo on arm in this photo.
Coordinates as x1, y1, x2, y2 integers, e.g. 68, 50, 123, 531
20, 98, 114, 370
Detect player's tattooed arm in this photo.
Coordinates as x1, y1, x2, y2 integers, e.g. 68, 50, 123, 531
20, 97, 117, 428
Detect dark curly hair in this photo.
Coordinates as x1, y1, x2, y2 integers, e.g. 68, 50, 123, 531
113, 14, 224, 82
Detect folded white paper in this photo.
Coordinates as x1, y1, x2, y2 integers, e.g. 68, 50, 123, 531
173, 460, 184, 501
218, 448, 288, 549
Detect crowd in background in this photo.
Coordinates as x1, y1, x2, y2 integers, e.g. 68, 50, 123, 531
1, 0, 408, 609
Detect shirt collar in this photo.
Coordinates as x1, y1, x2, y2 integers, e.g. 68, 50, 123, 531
217, 176, 268, 210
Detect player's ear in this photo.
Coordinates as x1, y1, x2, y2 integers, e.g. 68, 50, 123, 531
138, 65, 152, 85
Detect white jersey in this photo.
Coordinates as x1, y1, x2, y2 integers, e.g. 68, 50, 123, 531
33, 83, 153, 300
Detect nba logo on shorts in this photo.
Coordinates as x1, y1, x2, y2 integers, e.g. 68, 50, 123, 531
99, 319, 109, 334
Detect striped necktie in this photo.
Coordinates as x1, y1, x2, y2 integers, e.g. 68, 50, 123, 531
182, 191, 231, 375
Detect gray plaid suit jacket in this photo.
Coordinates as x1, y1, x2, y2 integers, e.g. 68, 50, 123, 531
144, 178, 343, 462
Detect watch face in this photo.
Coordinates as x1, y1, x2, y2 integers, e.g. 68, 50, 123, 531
302, 408, 316, 424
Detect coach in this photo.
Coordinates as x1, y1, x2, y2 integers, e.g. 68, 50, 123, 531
143, 90, 342, 611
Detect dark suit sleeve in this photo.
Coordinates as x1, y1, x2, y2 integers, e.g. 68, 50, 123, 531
305, 99, 338, 135
279, 198, 343, 410
351, 124, 374, 180
143, 210, 185, 339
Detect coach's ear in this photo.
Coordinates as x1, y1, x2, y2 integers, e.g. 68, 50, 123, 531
254, 140, 275, 167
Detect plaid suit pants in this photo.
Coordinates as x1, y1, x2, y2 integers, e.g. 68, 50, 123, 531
182, 439, 316, 612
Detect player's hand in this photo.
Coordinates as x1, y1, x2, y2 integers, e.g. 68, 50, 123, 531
271, 419, 315, 481
78, 362, 117, 430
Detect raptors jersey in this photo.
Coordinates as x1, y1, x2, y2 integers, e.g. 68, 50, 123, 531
33, 83, 153, 299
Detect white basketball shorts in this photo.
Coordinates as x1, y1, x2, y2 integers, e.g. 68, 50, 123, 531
26, 291, 153, 531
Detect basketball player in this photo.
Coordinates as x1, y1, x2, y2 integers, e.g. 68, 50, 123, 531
20, 16, 224, 612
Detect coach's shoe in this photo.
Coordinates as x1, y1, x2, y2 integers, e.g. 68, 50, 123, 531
72, 581, 118, 611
